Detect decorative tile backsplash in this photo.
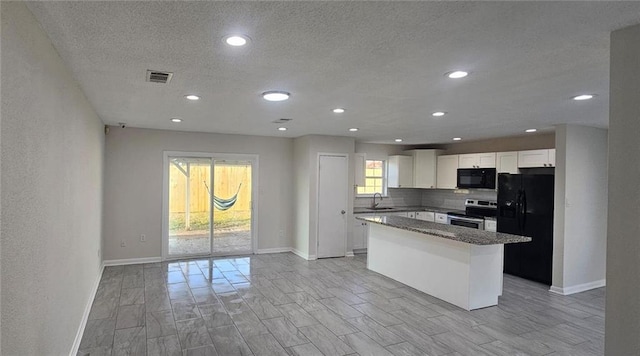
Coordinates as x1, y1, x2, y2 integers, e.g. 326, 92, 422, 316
354, 188, 497, 210
354, 188, 423, 208
421, 189, 497, 210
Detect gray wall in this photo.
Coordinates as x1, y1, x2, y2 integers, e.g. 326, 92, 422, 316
552, 124, 608, 293
606, 23, 640, 355
293, 136, 311, 257
431, 133, 555, 154
103, 127, 294, 260
293, 135, 355, 258
355, 142, 408, 161
1, 3, 105, 354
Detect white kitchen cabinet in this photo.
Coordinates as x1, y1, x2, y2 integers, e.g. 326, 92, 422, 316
548, 149, 556, 167
354, 153, 366, 187
436, 155, 459, 189
518, 149, 556, 168
408, 149, 442, 189
435, 213, 448, 224
385, 212, 409, 217
458, 153, 496, 169
352, 214, 374, 250
353, 219, 367, 250
388, 155, 414, 188
496, 151, 519, 174
415, 211, 435, 222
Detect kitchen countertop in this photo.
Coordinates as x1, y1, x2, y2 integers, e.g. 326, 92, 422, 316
353, 205, 460, 214
357, 215, 531, 245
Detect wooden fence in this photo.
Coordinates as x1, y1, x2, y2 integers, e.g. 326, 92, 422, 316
169, 163, 251, 213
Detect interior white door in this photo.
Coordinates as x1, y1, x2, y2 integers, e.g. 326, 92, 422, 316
317, 154, 348, 258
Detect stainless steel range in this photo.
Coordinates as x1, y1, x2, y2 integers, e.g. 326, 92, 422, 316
447, 199, 497, 230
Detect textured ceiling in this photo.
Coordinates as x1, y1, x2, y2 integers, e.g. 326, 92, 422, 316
26, 1, 640, 144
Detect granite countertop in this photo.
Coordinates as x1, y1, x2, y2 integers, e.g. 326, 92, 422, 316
353, 205, 458, 214
357, 215, 531, 246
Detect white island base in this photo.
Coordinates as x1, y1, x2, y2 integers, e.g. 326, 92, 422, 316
367, 223, 504, 311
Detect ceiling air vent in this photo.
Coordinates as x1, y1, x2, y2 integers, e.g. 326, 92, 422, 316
146, 70, 173, 84
272, 118, 293, 124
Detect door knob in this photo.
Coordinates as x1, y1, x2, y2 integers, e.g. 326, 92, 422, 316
341, 210, 346, 214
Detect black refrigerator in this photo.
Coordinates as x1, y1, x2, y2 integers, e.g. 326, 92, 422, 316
497, 174, 554, 285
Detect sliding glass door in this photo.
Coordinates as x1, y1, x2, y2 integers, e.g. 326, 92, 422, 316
212, 159, 252, 255
164, 153, 255, 259
167, 157, 212, 257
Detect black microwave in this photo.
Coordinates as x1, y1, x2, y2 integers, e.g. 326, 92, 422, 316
457, 168, 497, 189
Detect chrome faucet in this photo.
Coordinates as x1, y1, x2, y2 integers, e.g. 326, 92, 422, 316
372, 192, 383, 208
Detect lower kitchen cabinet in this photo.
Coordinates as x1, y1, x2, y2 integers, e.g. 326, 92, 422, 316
435, 212, 448, 224
352, 215, 373, 250
385, 212, 409, 217
415, 211, 435, 222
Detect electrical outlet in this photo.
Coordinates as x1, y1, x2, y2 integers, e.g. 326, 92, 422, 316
140, 234, 146, 242
121, 240, 126, 247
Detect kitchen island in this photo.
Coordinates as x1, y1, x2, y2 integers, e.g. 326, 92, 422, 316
357, 215, 531, 310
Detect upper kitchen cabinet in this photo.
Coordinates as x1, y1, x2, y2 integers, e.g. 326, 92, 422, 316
436, 155, 459, 189
458, 152, 496, 168
354, 153, 366, 187
407, 149, 443, 189
548, 149, 556, 166
496, 151, 519, 174
518, 149, 556, 168
388, 155, 414, 188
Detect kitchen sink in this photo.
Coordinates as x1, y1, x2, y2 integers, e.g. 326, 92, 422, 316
367, 207, 395, 211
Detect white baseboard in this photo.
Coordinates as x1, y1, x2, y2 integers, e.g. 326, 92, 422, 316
103, 256, 162, 266
346, 251, 355, 257
291, 248, 318, 260
291, 248, 309, 260
256, 247, 292, 254
70, 261, 105, 356
550, 279, 606, 295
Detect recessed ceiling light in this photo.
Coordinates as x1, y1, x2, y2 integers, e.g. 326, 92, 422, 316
453, 137, 462, 141
184, 95, 200, 101
262, 91, 290, 102
446, 71, 469, 79
349, 128, 358, 132
573, 94, 595, 101
395, 139, 403, 142
432, 111, 446, 117
525, 129, 537, 133
170, 118, 183, 123
278, 127, 287, 131
333, 108, 346, 114
224, 35, 250, 47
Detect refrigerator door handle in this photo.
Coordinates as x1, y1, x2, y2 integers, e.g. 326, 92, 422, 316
516, 190, 522, 232
521, 190, 527, 230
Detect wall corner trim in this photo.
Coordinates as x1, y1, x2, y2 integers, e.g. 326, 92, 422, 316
291, 248, 317, 260
70, 262, 105, 356
549, 279, 606, 296
256, 247, 292, 254
103, 257, 162, 266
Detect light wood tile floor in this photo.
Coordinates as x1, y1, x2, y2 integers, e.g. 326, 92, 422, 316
78, 253, 605, 355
